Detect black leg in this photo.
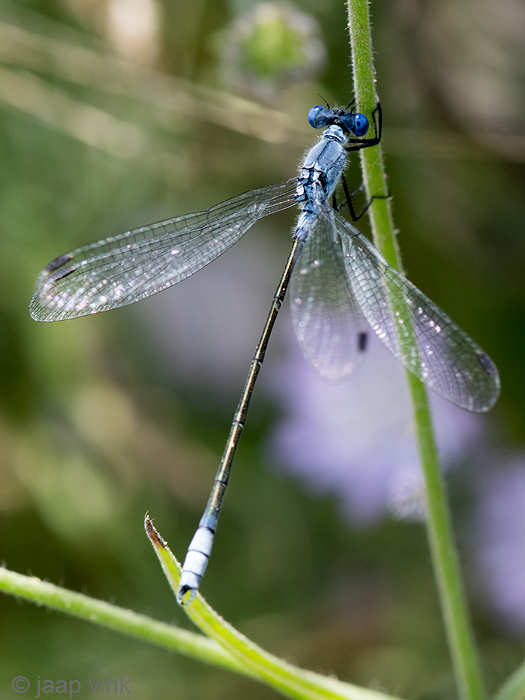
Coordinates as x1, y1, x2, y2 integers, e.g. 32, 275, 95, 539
336, 176, 390, 221
329, 100, 386, 220
345, 101, 382, 152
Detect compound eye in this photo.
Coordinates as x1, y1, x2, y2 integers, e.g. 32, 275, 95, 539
353, 113, 369, 136
308, 105, 329, 128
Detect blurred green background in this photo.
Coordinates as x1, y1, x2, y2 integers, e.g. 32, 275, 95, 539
0, 0, 524, 698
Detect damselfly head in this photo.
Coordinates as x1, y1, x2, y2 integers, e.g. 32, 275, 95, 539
307, 105, 369, 137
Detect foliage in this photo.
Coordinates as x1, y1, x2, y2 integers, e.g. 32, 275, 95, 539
0, 0, 524, 699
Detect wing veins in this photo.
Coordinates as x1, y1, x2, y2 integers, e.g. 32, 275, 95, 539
31, 180, 297, 321
333, 212, 500, 412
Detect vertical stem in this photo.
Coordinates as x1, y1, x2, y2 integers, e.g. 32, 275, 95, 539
346, 2, 485, 699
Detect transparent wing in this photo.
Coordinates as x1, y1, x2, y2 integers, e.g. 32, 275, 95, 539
30, 180, 298, 322
290, 211, 369, 382
334, 212, 500, 412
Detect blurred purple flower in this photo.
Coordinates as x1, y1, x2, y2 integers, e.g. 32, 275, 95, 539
136, 227, 286, 397
471, 457, 525, 634
268, 329, 485, 524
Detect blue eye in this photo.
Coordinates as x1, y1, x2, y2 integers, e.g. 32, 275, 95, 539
352, 113, 369, 136
308, 105, 329, 129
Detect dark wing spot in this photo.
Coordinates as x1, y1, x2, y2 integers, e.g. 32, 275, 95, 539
47, 265, 76, 283
45, 253, 73, 273
476, 352, 498, 378
358, 331, 368, 353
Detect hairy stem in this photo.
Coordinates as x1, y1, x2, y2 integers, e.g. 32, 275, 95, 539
346, 2, 485, 699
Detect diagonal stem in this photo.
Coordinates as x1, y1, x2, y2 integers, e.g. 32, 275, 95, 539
346, 2, 485, 699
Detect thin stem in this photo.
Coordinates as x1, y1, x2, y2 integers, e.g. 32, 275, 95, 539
146, 517, 403, 700
0, 566, 253, 678
0, 533, 404, 700
346, 2, 485, 699
492, 660, 525, 700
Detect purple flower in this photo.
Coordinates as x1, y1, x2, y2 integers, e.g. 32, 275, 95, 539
471, 456, 525, 634
268, 329, 484, 523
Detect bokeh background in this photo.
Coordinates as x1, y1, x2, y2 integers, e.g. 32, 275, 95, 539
0, 0, 524, 698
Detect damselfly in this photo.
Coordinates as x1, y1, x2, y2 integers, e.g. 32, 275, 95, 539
30, 100, 500, 604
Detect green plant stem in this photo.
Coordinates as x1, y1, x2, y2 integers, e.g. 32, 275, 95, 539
0, 557, 401, 700
346, 2, 485, 700
0, 565, 253, 678
145, 516, 402, 700
492, 661, 525, 700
